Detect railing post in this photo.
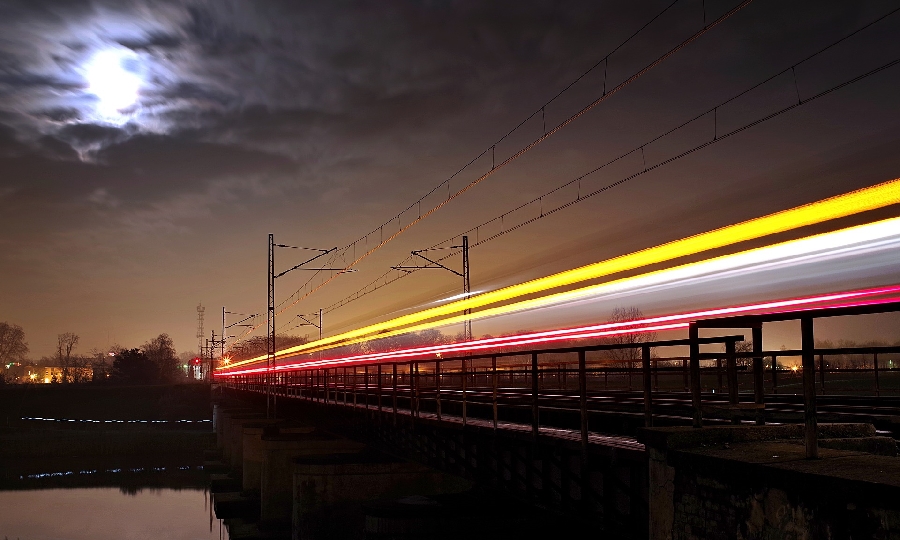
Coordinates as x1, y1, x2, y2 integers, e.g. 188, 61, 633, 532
392, 363, 398, 420
874, 353, 880, 397
324, 368, 329, 404
377, 364, 383, 414
801, 317, 818, 459
492, 356, 498, 430
753, 325, 765, 425
716, 357, 723, 392
819, 354, 826, 394
642, 345, 652, 428
690, 323, 702, 428
725, 340, 738, 405
653, 358, 659, 392
413, 362, 420, 418
435, 360, 442, 421
532, 352, 540, 441
364, 366, 369, 411
461, 358, 467, 427
772, 355, 778, 394
343, 367, 348, 405
352, 367, 358, 409
726, 339, 739, 426
578, 350, 588, 457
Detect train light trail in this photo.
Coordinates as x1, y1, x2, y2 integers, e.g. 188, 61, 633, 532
215, 285, 900, 377
221, 177, 900, 371
293, 216, 900, 355
223, 213, 900, 369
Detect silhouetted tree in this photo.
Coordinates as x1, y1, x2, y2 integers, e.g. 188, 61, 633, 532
112, 348, 159, 384
603, 307, 657, 361
0, 322, 29, 366
56, 332, 79, 383
142, 334, 180, 382
601, 307, 657, 388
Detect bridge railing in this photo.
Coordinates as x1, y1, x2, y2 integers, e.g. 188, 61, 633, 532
220, 300, 900, 459
224, 334, 754, 452
690, 299, 900, 458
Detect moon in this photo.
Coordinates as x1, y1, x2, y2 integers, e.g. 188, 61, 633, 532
84, 49, 142, 117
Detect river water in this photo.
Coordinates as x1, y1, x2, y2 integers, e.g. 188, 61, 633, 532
0, 487, 227, 540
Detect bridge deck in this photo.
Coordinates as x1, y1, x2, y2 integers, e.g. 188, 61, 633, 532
281, 392, 646, 452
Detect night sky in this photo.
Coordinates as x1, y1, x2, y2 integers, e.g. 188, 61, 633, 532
1, 0, 899, 358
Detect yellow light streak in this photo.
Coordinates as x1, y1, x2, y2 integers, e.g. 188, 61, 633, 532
242, 215, 900, 359
223, 177, 900, 370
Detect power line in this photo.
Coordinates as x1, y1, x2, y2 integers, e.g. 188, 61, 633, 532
267, 0, 754, 320
320, 6, 900, 316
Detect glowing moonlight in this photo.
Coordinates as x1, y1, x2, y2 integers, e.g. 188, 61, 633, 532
84, 49, 142, 117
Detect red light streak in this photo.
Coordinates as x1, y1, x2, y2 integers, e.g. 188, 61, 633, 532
215, 285, 900, 377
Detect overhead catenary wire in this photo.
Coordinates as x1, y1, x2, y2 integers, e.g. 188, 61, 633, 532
319, 5, 900, 317
229, 0, 754, 348
264, 0, 755, 318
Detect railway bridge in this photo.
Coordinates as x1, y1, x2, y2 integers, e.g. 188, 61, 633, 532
212, 301, 900, 538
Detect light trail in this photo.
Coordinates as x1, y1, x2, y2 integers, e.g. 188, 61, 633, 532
271, 216, 900, 356
221, 179, 900, 371
215, 285, 900, 377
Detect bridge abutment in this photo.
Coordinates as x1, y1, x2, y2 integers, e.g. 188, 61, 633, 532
639, 424, 900, 540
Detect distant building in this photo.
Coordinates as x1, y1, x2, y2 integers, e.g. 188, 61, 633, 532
2, 364, 92, 384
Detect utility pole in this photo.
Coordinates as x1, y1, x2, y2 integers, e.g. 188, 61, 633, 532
292, 311, 324, 341
196, 304, 205, 379
392, 235, 472, 340
210, 330, 217, 379
204, 338, 210, 381
221, 307, 226, 362
462, 235, 471, 340
266, 234, 352, 419
268, 234, 275, 419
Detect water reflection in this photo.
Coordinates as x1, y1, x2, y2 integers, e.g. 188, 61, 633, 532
0, 487, 227, 540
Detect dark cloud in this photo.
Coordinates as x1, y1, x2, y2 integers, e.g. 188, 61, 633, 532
31, 107, 82, 123
36, 135, 79, 160
116, 32, 183, 52
0, 71, 82, 94
57, 123, 132, 148
0, 123, 28, 156
184, 5, 261, 56
154, 81, 233, 108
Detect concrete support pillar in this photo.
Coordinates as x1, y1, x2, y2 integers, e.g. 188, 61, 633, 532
260, 431, 365, 524
292, 452, 469, 540
242, 423, 315, 494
